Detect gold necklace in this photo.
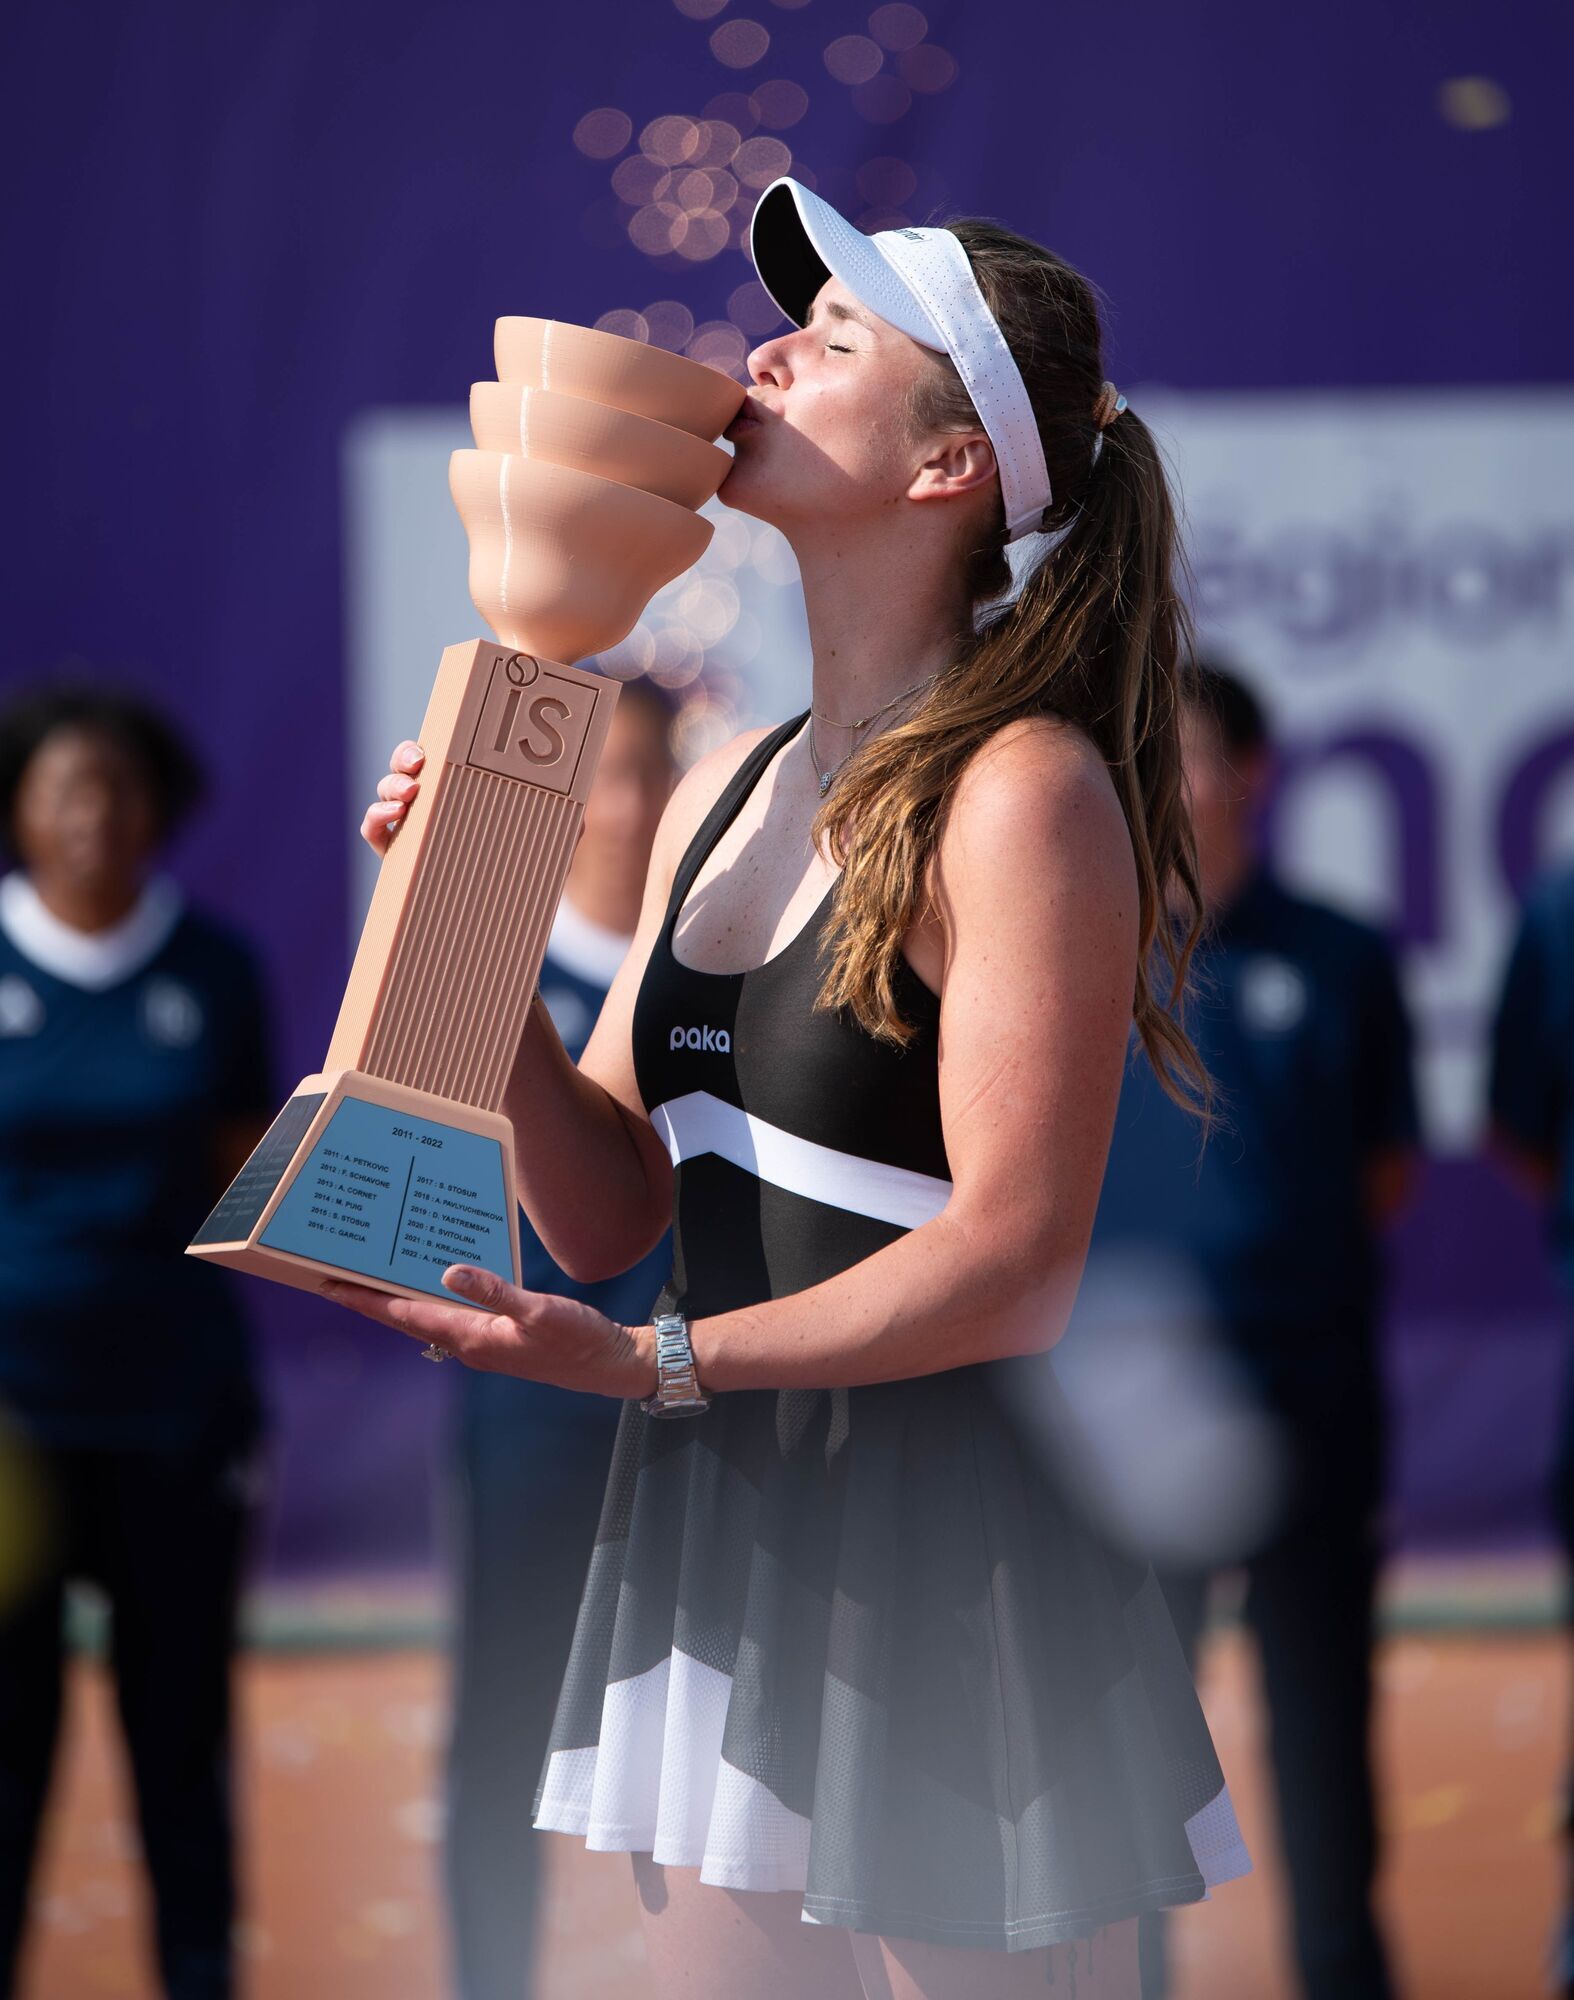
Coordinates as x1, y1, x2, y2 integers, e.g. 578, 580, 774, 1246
807, 712, 840, 797
810, 669, 938, 732
807, 671, 938, 796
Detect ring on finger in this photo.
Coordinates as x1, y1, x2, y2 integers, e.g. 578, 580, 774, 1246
420, 1342, 449, 1364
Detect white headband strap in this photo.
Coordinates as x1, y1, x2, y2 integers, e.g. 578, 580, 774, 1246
869, 225, 1052, 541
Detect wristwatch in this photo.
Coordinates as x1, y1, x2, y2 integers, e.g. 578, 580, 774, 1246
641, 1311, 711, 1418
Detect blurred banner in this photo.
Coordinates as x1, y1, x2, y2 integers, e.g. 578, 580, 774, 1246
1150, 392, 1574, 1553
1148, 391, 1574, 1154
4, 2, 1568, 1574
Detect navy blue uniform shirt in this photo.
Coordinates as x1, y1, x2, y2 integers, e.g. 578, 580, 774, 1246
1490, 863, 1574, 1292
1089, 868, 1418, 1400
462, 899, 671, 1443
0, 872, 273, 1447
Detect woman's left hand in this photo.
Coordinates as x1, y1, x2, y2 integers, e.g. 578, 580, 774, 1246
318, 1265, 655, 1398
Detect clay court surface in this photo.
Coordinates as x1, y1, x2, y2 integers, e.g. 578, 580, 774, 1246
17, 1600, 1561, 1999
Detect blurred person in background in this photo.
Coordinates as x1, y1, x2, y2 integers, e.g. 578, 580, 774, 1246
1487, 857, 1574, 1997
408, 678, 677, 2000
1092, 661, 1419, 2000
0, 684, 275, 2000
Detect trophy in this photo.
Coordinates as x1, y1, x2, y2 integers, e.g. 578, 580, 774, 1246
188, 320, 744, 1301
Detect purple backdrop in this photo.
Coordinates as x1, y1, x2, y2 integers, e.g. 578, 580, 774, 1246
4, 1, 1569, 1573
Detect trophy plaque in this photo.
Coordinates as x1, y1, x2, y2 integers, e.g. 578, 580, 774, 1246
188, 319, 744, 1303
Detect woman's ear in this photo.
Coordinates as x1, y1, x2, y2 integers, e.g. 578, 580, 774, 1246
907, 431, 997, 507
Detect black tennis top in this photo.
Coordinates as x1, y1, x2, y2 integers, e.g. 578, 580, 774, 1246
631, 714, 951, 1323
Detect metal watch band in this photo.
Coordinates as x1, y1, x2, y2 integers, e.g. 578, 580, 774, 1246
641, 1311, 710, 1418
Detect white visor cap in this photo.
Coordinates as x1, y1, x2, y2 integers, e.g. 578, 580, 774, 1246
748, 177, 1053, 543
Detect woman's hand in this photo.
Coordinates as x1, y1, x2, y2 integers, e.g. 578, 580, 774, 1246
359, 739, 425, 856
317, 1264, 656, 1399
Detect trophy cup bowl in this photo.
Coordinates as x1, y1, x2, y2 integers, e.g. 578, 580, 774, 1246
494, 316, 743, 441
186, 322, 745, 1307
468, 383, 732, 512
448, 449, 715, 664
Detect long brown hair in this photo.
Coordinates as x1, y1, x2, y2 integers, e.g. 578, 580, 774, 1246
810, 216, 1210, 1118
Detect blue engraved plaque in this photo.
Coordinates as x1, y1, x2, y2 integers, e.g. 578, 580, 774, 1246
259, 1096, 514, 1298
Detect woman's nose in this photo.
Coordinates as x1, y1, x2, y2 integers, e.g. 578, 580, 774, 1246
746, 334, 790, 388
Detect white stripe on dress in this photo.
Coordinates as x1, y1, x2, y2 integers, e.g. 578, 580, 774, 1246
535, 1650, 814, 1892
535, 1645, 1249, 1899
649, 1090, 952, 1231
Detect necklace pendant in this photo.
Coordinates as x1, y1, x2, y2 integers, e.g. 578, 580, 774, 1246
818, 770, 833, 796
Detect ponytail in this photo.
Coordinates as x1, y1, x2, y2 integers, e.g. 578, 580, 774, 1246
810, 218, 1211, 1122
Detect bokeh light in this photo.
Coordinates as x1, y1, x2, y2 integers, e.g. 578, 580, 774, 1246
824, 33, 884, 85
688, 320, 750, 372
703, 90, 760, 136
648, 621, 707, 687
673, 0, 728, 16
587, 496, 800, 743
727, 278, 784, 334
676, 574, 742, 644
868, 2, 928, 49
749, 521, 800, 586
674, 210, 731, 262
592, 308, 651, 342
673, 167, 728, 214
898, 42, 958, 91
596, 623, 658, 678
672, 691, 739, 765
733, 134, 793, 188
710, 18, 771, 68
572, 107, 633, 158
566, 25, 940, 734
704, 512, 755, 570
691, 119, 743, 169
1004, 1253, 1289, 1569
641, 114, 703, 165
724, 608, 763, 664
628, 202, 686, 255
1438, 76, 1511, 129
750, 78, 809, 128
612, 154, 672, 205
643, 299, 697, 350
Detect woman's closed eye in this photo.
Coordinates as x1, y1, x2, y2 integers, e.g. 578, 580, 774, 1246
826, 342, 855, 354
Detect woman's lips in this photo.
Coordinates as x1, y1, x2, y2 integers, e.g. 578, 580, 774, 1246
726, 403, 765, 439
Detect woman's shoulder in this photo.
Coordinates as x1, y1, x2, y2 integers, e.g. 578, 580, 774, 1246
931, 713, 1136, 937
646, 718, 793, 894
674, 719, 783, 811
949, 713, 1125, 845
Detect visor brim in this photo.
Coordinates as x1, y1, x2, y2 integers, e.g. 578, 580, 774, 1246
748, 179, 945, 350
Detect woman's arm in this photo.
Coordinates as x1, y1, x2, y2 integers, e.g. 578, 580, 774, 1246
689, 717, 1138, 1389
326, 718, 1139, 1395
492, 727, 774, 1282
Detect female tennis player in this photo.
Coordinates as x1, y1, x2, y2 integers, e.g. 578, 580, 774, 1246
335, 178, 1249, 1998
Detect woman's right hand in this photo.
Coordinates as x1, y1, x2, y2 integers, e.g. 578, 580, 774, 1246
359, 740, 425, 855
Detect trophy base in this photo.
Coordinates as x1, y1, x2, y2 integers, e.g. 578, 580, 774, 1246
186, 1070, 521, 1303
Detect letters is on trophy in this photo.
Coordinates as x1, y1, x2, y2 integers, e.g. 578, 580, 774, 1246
188, 320, 745, 1301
